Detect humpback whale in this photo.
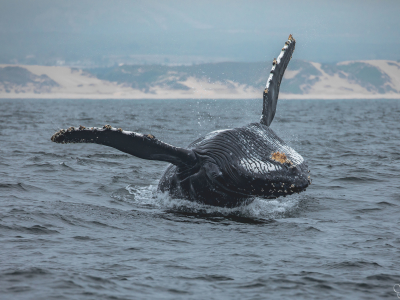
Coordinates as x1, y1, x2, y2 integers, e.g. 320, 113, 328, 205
51, 35, 311, 207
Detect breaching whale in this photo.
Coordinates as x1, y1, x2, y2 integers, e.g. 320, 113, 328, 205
51, 34, 311, 207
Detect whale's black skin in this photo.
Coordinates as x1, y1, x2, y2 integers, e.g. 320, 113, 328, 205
51, 35, 311, 207
158, 123, 310, 207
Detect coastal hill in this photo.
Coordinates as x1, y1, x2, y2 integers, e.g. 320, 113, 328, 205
1, 60, 400, 99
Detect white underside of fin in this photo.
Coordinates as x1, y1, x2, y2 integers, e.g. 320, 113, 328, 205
265, 40, 291, 89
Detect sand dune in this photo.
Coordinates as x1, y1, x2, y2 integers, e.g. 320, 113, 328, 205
1, 61, 400, 99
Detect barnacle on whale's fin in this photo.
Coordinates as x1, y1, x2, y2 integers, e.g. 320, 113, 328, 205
261, 34, 296, 127
51, 126, 197, 168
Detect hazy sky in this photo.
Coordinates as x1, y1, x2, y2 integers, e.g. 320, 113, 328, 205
1, 0, 399, 64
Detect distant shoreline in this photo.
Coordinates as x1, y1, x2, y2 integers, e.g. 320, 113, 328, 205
1, 61, 400, 100
1, 96, 400, 100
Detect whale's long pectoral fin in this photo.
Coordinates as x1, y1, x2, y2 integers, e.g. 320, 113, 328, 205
260, 34, 296, 127
51, 125, 197, 168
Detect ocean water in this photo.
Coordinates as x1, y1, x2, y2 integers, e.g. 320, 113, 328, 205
0, 98, 399, 299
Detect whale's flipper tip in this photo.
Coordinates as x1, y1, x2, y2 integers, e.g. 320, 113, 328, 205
261, 35, 296, 127
50, 125, 197, 168
51, 129, 64, 143
51, 125, 96, 144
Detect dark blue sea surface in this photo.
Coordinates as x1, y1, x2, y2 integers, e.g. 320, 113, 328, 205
0, 99, 399, 299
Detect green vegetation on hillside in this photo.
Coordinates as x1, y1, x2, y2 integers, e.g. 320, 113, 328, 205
321, 62, 395, 93
88, 62, 269, 92
0, 66, 59, 93
279, 60, 322, 94
87, 60, 323, 94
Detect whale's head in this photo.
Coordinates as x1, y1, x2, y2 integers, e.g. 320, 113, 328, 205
159, 124, 310, 207
197, 148, 310, 204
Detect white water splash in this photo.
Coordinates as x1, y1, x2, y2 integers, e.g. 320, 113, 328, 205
125, 184, 301, 219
